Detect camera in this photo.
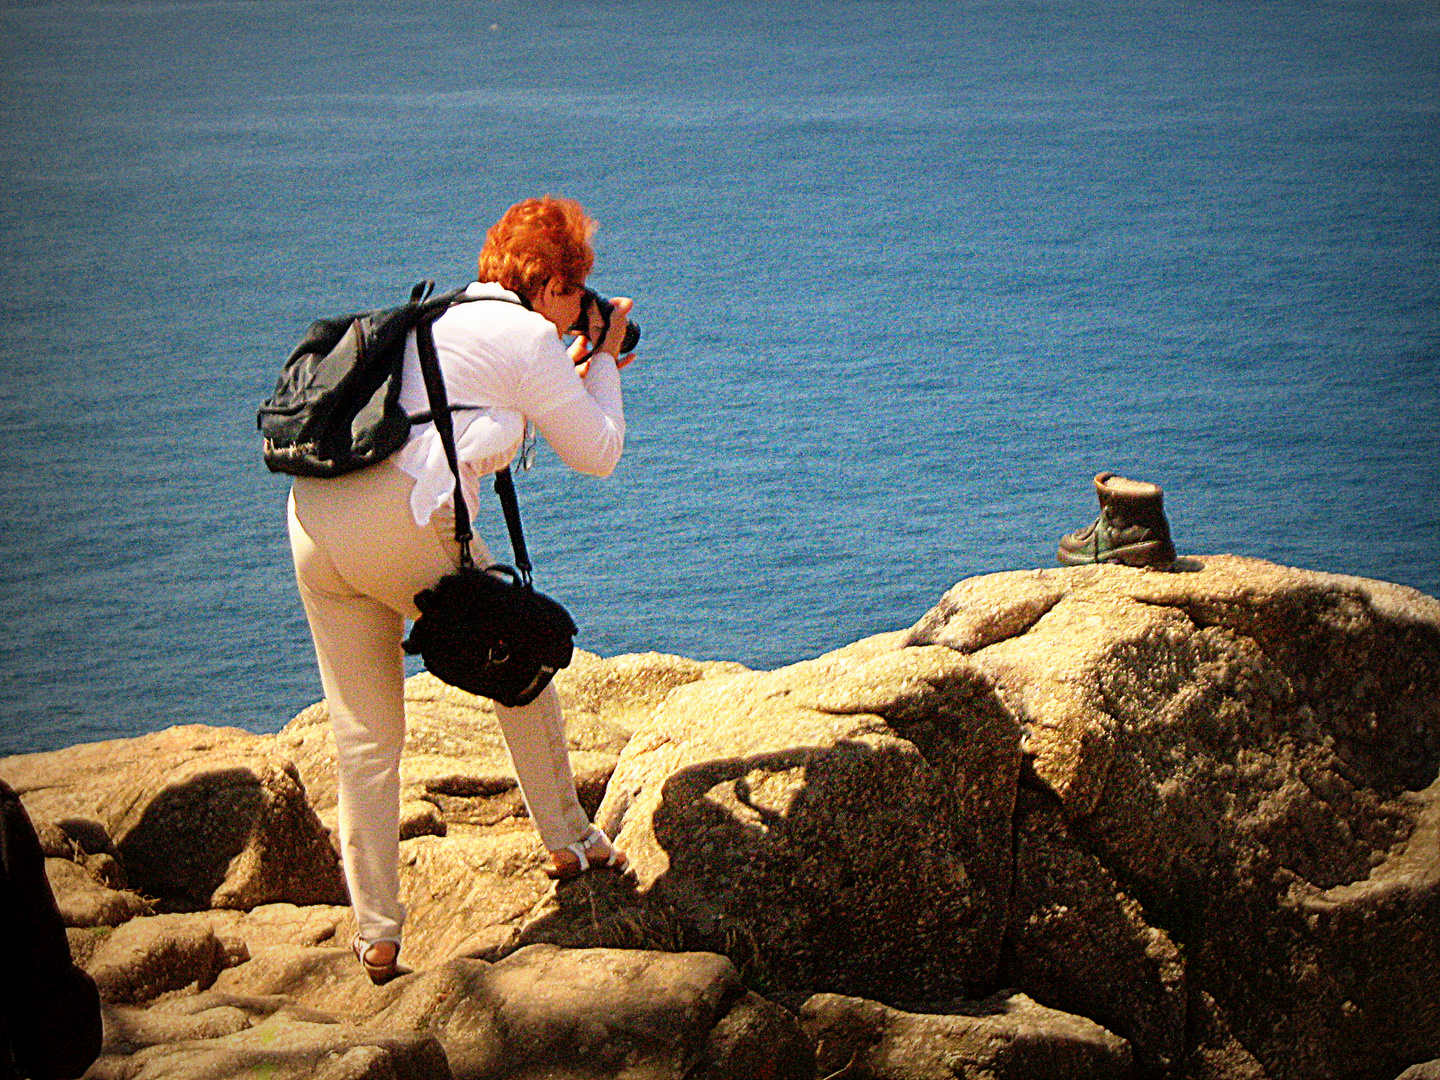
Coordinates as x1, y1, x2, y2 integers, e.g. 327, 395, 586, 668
570, 288, 641, 355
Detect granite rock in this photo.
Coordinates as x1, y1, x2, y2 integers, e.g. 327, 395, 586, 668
909, 555, 1440, 1080
544, 634, 1023, 1004
2, 725, 345, 911
801, 990, 1133, 1079
5, 560, 1435, 1080
85, 913, 249, 1004
45, 856, 152, 928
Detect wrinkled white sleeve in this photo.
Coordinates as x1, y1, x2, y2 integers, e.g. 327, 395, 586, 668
530, 350, 626, 476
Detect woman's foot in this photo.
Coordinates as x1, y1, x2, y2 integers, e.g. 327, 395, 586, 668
352, 935, 401, 985
546, 828, 629, 882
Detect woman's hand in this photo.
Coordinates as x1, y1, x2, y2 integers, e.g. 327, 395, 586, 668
594, 296, 633, 359
569, 297, 636, 375
572, 350, 637, 377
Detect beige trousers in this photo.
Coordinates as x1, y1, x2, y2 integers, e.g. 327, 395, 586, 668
287, 463, 592, 944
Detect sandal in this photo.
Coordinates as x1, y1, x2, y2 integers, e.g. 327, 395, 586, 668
352, 935, 401, 985
546, 827, 630, 882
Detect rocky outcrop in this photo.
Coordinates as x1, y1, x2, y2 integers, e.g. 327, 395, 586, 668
539, 634, 1023, 1006
86, 914, 249, 1004
359, 944, 814, 1079
533, 556, 1440, 1079
46, 856, 153, 928
1003, 787, 1187, 1074
5, 725, 346, 911
275, 651, 738, 829
802, 990, 1134, 1079
95, 1019, 450, 1080
905, 556, 1440, 1080
270, 652, 743, 971
87, 942, 812, 1079
4, 557, 1438, 1079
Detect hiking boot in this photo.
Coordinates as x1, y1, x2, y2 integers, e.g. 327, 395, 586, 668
1058, 472, 1177, 568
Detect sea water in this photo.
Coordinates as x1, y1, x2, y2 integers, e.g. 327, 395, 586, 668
0, 0, 1436, 755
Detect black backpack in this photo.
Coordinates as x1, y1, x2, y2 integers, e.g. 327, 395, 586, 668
258, 281, 488, 477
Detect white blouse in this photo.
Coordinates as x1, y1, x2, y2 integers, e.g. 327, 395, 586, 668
391, 281, 625, 526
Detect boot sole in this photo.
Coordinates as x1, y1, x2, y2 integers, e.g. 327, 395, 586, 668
1058, 540, 1176, 568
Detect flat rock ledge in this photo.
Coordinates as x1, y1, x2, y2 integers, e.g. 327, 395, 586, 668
4, 556, 1439, 1080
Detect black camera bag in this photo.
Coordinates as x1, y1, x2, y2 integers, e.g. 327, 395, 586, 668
407, 562, 576, 706
400, 306, 576, 707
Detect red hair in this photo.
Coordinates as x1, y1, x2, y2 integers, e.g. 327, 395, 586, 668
477, 196, 596, 304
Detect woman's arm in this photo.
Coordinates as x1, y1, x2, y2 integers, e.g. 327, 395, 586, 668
530, 349, 626, 476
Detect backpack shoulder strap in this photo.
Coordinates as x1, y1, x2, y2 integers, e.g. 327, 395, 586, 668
411, 285, 534, 581
414, 281, 528, 321
413, 312, 476, 569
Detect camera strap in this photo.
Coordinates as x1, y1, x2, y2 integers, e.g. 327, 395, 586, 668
414, 300, 535, 587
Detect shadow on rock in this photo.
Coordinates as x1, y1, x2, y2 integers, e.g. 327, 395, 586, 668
518, 640, 1023, 1010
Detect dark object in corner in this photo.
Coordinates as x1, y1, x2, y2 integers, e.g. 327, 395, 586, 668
0, 780, 103, 1080
1058, 471, 1177, 568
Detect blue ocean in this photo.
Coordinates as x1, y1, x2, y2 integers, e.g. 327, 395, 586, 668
0, 0, 1436, 756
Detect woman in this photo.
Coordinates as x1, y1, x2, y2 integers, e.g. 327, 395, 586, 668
286, 196, 633, 984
